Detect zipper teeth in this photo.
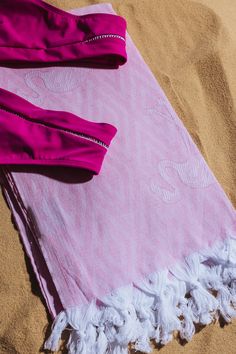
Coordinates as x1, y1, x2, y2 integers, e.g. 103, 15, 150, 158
84, 34, 125, 43
0, 106, 108, 149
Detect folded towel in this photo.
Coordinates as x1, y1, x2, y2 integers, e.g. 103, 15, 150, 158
0, 3, 235, 354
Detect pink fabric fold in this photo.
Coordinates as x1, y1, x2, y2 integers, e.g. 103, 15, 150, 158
0, 88, 117, 174
0, 0, 127, 68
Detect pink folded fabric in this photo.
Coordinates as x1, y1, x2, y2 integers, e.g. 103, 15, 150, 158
0, 88, 116, 174
0, 0, 127, 68
0, 3, 236, 354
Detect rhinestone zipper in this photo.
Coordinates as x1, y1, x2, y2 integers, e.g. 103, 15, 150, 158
84, 34, 125, 43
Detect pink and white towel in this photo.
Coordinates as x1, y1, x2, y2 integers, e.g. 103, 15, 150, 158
0, 3, 236, 354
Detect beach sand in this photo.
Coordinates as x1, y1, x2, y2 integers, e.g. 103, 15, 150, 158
0, 1, 236, 353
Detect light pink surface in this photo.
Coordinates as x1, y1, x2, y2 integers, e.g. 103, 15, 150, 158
1, 3, 235, 318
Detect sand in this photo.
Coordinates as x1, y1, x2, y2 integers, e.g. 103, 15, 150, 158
0, 0, 236, 353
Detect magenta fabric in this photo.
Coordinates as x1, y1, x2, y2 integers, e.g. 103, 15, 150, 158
1, 1, 235, 324
0, 0, 127, 174
0, 0, 127, 68
0, 88, 116, 174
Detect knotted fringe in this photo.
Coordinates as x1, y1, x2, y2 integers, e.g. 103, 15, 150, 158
44, 235, 236, 353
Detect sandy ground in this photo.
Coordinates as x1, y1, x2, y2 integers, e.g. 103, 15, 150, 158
0, 1, 236, 353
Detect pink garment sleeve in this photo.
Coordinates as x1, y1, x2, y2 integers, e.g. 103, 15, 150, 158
0, 0, 127, 68
0, 88, 117, 174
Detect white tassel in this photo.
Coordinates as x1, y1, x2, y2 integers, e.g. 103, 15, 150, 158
108, 344, 129, 354
95, 326, 108, 354
171, 254, 218, 324
175, 280, 195, 341
132, 287, 155, 352
136, 270, 181, 344
65, 303, 99, 354
179, 298, 195, 341
132, 287, 154, 321
44, 311, 68, 351
217, 287, 236, 322
116, 307, 139, 345
102, 286, 139, 345
226, 268, 236, 308
200, 265, 236, 322
222, 267, 236, 285
134, 319, 154, 353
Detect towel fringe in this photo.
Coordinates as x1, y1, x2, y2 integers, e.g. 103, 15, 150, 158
44, 235, 236, 353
